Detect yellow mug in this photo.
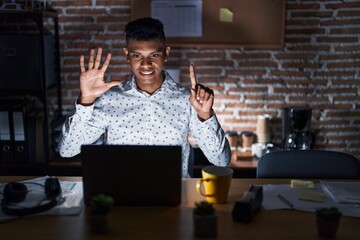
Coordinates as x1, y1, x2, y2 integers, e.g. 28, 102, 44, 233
196, 166, 233, 203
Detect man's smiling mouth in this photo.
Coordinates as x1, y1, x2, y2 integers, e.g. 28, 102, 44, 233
140, 70, 154, 75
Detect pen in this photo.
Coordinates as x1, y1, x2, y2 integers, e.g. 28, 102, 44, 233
276, 193, 294, 208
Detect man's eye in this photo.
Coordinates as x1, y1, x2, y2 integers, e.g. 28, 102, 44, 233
151, 53, 160, 58
132, 54, 141, 59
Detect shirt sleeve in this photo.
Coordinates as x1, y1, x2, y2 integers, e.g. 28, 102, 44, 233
189, 107, 231, 166
58, 99, 107, 157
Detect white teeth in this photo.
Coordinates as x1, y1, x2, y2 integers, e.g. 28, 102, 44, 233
141, 71, 153, 75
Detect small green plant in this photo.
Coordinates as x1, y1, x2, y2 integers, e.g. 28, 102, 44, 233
316, 207, 341, 219
193, 201, 215, 216
90, 194, 114, 215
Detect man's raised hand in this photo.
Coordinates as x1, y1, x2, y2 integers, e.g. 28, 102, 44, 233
79, 47, 121, 105
189, 64, 214, 121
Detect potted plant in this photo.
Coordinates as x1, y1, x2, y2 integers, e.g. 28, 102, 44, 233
88, 194, 114, 234
193, 201, 217, 238
316, 207, 342, 238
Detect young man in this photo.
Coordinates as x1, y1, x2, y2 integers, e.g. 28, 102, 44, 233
58, 18, 231, 177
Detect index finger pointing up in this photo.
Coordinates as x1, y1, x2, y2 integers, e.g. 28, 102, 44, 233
189, 64, 197, 89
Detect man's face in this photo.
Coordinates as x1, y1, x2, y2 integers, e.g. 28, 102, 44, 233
123, 39, 170, 93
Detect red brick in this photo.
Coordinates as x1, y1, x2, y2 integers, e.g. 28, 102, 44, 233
328, 135, 360, 141
319, 53, 360, 60
110, 8, 131, 14
285, 37, 311, 43
288, 96, 329, 102
66, 9, 107, 14
282, 62, 321, 69
186, 52, 226, 59
335, 45, 360, 51
318, 87, 358, 94
97, 16, 129, 23
242, 78, 284, 85
287, 3, 321, 10
192, 60, 233, 67
317, 37, 357, 43
275, 53, 316, 60
321, 19, 360, 26
331, 28, 360, 35
327, 111, 360, 117
286, 19, 320, 26
227, 70, 266, 77
291, 11, 332, 18
327, 62, 360, 69
64, 25, 105, 32
96, 0, 130, 6
244, 95, 284, 102
238, 61, 278, 68
52, 0, 92, 7
287, 45, 331, 51
326, 2, 360, 9
273, 87, 313, 94
271, 70, 310, 78
231, 53, 271, 59
337, 10, 360, 16
286, 28, 326, 35
332, 79, 359, 85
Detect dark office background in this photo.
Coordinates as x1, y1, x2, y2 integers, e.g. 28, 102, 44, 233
48, 0, 360, 159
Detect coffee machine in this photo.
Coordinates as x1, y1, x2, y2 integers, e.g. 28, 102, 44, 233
282, 107, 313, 150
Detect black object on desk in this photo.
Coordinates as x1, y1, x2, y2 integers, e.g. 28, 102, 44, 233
232, 185, 263, 223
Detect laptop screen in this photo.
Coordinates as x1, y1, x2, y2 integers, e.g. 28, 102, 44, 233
81, 145, 182, 206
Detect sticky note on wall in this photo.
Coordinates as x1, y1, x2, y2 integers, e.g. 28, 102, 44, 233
219, 8, 233, 23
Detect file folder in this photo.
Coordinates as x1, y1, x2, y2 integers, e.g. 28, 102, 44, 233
0, 105, 12, 164
0, 99, 22, 164
11, 99, 34, 164
12, 109, 27, 164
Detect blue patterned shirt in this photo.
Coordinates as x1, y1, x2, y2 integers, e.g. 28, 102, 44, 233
58, 71, 231, 177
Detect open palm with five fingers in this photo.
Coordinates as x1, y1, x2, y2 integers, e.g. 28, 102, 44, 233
79, 47, 121, 105
189, 64, 214, 121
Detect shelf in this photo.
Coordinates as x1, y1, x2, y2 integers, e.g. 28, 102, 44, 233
0, 10, 62, 175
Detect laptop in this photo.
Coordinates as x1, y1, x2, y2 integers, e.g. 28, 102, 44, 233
81, 145, 182, 206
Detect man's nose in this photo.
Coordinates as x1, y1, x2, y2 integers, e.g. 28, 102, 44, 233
141, 57, 152, 66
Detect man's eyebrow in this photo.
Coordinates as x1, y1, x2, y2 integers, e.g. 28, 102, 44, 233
128, 50, 163, 54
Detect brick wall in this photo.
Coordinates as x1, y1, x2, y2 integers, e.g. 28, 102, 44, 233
51, 0, 360, 159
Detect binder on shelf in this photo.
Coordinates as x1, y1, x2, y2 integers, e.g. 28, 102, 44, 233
0, 102, 13, 164
11, 100, 33, 164
0, 98, 35, 165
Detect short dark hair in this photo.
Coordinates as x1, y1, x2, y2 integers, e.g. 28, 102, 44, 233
125, 18, 166, 46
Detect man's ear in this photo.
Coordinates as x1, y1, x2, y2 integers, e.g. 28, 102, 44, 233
165, 46, 170, 62
165, 46, 170, 57
123, 47, 129, 61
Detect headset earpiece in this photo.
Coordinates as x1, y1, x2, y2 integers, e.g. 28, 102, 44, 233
1, 177, 62, 216
3, 182, 28, 203
45, 177, 61, 200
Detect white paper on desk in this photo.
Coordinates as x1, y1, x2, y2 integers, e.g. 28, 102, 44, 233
262, 183, 360, 218
263, 184, 333, 210
0, 176, 84, 221
321, 181, 360, 204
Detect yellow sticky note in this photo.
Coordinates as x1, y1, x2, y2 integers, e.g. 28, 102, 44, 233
291, 180, 315, 189
219, 8, 233, 23
298, 192, 325, 202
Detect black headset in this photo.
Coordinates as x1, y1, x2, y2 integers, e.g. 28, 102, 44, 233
1, 177, 62, 216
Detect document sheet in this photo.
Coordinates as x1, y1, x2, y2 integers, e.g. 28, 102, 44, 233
262, 181, 360, 218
